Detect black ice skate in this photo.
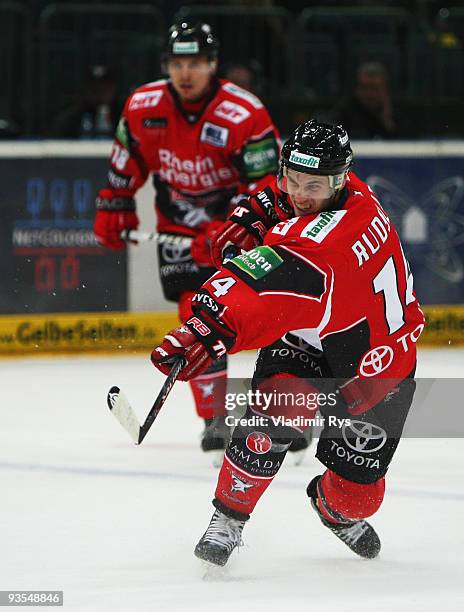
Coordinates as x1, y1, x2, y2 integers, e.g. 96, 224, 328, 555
307, 476, 381, 559
288, 426, 313, 466
201, 417, 230, 466
195, 508, 246, 566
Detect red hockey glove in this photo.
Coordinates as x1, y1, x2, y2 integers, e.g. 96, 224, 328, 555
151, 325, 212, 381
190, 220, 225, 267
210, 221, 260, 268
151, 313, 236, 381
210, 198, 271, 268
94, 190, 139, 250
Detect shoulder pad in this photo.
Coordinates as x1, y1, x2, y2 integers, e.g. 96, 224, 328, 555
269, 210, 348, 245
221, 81, 264, 109
212, 99, 251, 125
127, 81, 167, 111
142, 79, 168, 89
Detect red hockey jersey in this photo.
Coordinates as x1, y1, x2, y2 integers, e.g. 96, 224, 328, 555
198, 172, 425, 413
102, 78, 280, 236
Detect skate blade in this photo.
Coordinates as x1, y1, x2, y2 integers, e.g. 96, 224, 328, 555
211, 450, 225, 468
200, 559, 227, 581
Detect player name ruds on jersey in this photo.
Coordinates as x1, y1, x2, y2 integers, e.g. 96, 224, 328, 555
351, 206, 391, 266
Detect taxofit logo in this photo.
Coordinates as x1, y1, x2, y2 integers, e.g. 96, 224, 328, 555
173, 41, 199, 54
300, 210, 346, 243
289, 151, 320, 168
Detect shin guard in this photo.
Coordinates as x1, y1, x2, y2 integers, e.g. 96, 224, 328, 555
214, 406, 292, 515
189, 359, 227, 420
317, 470, 385, 523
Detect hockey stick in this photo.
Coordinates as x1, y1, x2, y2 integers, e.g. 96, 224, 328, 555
120, 229, 192, 245
107, 356, 185, 444
107, 237, 237, 443
222, 245, 239, 262
121, 231, 239, 261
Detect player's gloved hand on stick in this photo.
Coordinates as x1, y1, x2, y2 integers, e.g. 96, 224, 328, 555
210, 199, 270, 268
151, 313, 236, 381
94, 189, 139, 250
151, 325, 211, 381
210, 220, 260, 268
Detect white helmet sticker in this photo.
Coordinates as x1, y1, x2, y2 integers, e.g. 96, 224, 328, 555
289, 150, 320, 168
173, 41, 199, 54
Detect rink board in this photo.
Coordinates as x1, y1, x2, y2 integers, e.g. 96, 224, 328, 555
1, 141, 463, 354
0, 305, 462, 355
0, 311, 179, 355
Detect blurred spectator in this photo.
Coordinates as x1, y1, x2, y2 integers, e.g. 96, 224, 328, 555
0, 117, 20, 139
328, 62, 397, 139
223, 61, 264, 94
50, 64, 123, 139
224, 63, 254, 90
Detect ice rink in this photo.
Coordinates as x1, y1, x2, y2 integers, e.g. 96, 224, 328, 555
2, 347, 464, 611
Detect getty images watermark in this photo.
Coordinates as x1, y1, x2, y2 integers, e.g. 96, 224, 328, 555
224, 389, 351, 429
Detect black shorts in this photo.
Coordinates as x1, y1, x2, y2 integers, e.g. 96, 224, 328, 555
157, 233, 216, 302
253, 335, 417, 484
316, 373, 416, 484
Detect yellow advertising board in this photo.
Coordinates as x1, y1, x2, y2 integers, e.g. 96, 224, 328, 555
420, 305, 464, 346
0, 311, 179, 355
0, 305, 463, 356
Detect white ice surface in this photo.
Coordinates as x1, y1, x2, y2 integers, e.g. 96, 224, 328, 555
1, 348, 464, 611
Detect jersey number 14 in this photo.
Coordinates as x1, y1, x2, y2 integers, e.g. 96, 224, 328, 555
373, 255, 415, 334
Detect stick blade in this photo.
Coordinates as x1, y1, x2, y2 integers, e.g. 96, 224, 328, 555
107, 386, 141, 444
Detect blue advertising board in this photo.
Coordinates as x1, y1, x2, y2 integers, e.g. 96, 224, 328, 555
355, 144, 464, 305
0, 145, 127, 314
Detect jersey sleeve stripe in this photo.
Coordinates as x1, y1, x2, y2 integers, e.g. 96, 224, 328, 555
247, 126, 277, 142
316, 271, 335, 335
258, 290, 325, 303
319, 316, 368, 340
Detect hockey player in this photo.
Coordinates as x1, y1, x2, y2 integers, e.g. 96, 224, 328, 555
150, 119, 425, 565
93, 21, 281, 456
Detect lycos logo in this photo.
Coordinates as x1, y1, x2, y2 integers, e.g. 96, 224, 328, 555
342, 420, 387, 454
359, 345, 394, 377
245, 432, 272, 454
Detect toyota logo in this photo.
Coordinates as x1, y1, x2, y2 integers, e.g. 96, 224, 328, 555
246, 432, 272, 454
161, 242, 191, 263
359, 345, 394, 377
342, 420, 387, 453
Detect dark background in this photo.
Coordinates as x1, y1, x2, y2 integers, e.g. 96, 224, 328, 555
1, 0, 464, 139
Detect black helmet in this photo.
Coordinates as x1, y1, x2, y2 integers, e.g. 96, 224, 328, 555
164, 21, 219, 61
280, 120, 353, 189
